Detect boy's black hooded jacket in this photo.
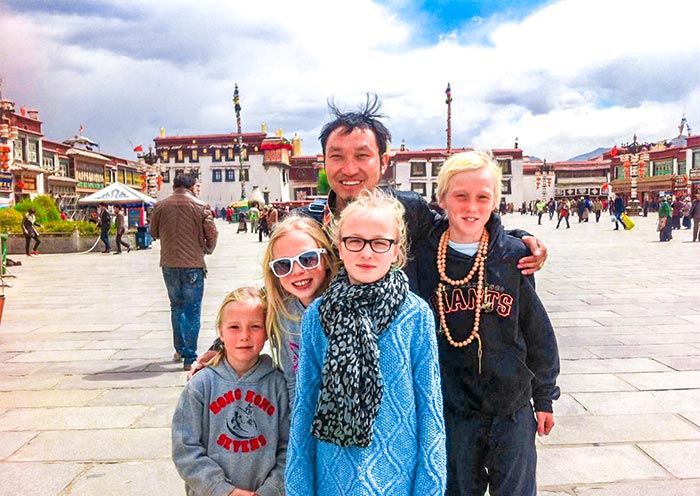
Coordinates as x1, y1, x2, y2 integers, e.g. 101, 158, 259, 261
415, 213, 560, 416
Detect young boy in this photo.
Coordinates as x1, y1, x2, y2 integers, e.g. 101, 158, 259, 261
415, 150, 560, 496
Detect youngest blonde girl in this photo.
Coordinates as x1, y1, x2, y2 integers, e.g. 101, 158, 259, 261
172, 287, 288, 496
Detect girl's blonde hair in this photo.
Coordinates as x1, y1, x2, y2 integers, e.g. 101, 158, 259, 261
210, 287, 266, 367
332, 189, 408, 269
262, 215, 337, 366
436, 149, 503, 207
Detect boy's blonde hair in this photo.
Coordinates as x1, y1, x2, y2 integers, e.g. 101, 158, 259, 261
332, 189, 408, 269
210, 287, 266, 367
436, 149, 503, 207
262, 215, 337, 366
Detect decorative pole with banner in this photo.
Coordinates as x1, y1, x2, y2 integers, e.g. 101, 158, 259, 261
617, 134, 648, 216
445, 83, 452, 153
233, 84, 246, 200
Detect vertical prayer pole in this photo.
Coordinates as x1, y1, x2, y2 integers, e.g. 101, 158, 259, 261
445, 83, 452, 153
234, 84, 245, 199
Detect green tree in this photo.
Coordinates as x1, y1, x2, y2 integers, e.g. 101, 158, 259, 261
317, 169, 330, 195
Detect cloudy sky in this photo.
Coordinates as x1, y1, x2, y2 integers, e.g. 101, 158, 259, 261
2, 0, 699, 161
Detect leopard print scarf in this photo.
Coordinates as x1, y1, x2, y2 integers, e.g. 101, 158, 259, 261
312, 266, 408, 447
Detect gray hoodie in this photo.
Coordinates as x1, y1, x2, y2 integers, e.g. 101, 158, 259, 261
172, 354, 289, 496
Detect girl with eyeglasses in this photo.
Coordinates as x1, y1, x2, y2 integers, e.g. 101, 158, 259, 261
188, 215, 337, 412
286, 189, 446, 496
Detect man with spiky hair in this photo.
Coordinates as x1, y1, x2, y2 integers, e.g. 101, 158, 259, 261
298, 94, 548, 284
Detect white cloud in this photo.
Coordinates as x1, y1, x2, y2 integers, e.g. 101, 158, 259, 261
1, 0, 700, 161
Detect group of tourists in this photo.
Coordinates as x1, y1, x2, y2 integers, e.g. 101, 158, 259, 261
658, 191, 700, 242
215, 205, 287, 241
154, 96, 557, 496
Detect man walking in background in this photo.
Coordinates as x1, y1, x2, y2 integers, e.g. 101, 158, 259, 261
150, 173, 218, 370
98, 203, 112, 253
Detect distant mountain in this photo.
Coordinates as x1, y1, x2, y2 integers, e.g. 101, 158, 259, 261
566, 147, 609, 162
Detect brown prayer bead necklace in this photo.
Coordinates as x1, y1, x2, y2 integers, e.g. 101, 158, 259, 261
435, 228, 489, 373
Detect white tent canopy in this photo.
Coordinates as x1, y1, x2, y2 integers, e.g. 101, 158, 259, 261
77, 182, 156, 208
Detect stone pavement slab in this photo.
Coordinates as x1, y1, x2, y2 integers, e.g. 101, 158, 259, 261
0, 389, 102, 408
65, 460, 183, 495
539, 414, 700, 445
9, 428, 172, 462
585, 343, 700, 358
556, 373, 637, 392
0, 431, 38, 459
55, 370, 186, 390
681, 412, 700, 428
619, 370, 700, 390
537, 445, 669, 486
0, 461, 86, 495
572, 389, 700, 415
7, 349, 117, 362
0, 405, 149, 431
86, 386, 183, 406
654, 355, 700, 371
560, 357, 671, 374
575, 479, 700, 495
639, 441, 700, 479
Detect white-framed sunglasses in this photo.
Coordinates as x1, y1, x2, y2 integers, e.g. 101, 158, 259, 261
268, 248, 327, 278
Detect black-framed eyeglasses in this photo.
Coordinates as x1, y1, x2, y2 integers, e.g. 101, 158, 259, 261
341, 237, 396, 253
268, 248, 327, 278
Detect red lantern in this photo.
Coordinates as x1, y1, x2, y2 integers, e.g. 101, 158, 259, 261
16, 180, 25, 189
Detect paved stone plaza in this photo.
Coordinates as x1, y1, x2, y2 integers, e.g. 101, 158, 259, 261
1, 212, 700, 495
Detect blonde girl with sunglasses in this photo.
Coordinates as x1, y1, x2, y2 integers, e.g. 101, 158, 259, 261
189, 215, 337, 412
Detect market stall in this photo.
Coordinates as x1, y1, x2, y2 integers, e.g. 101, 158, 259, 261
77, 182, 157, 248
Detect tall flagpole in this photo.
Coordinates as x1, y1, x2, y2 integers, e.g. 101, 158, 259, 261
445, 83, 452, 153
233, 83, 246, 199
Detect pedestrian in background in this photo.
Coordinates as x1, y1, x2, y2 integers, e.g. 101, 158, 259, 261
249, 205, 260, 234
98, 203, 112, 253
613, 194, 625, 231
556, 199, 570, 229
681, 196, 692, 229
536, 199, 545, 225
150, 173, 218, 370
593, 198, 603, 222
236, 210, 248, 233
658, 195, 673, 242
671, 196, 683, 230
112, 205, 131, 254
689, 190, 700, 242
267, 206, 279, 232
22, 207, 41, 257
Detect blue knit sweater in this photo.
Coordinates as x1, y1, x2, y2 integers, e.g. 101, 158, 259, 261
286, 292, 446, 495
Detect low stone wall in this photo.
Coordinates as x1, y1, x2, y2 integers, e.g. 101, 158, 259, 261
7, 231, 136, 254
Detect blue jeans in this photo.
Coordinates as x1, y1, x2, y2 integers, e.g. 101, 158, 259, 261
162, 268, 205, 365
100, 230, 111, 251
445, 403, 537, 496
